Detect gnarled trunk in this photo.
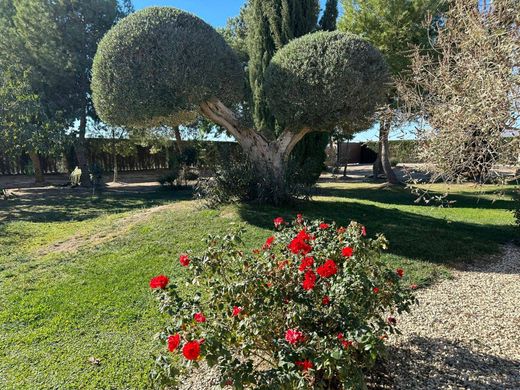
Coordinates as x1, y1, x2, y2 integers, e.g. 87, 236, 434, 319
200, 98, 313, 204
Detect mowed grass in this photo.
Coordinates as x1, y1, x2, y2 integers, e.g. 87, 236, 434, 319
0, 183, 516, 389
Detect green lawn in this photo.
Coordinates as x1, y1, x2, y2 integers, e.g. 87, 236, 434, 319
0, 183, 516, 389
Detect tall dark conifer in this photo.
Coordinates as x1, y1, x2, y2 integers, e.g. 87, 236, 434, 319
319, 0, 339, 31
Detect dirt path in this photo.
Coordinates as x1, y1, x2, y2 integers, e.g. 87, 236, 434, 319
385, 244, 520, 389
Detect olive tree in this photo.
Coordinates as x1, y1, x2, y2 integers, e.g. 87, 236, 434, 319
92, 7, 388, 203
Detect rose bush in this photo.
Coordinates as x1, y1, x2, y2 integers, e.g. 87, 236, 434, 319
149, 216, 416, 389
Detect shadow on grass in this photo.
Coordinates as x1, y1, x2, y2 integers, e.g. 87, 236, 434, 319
238, 197, 516, 268
383, 336, 520, 389
316, 185, 516, 211
0, 187, 193, 223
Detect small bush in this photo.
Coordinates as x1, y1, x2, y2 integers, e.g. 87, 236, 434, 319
158, 171, 179, 187
149, 216, 416, 389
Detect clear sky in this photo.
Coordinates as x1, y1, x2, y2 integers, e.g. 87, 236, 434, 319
133, 1, 331, 27
131, 0, 408, 142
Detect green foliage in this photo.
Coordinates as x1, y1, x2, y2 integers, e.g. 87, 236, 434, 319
319, 0, 339, 31
339, 0, 445, 76
150, 217, 416, 388
288, 132, 329, 187
247, 0, 320, 136
265, 31, 389, 132
513, 190, 520, 228
92, 7, 244, 129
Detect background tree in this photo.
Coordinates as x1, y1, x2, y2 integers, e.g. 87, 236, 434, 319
397, 0, 520, 184
0, 0, 70, 183
1, 1, 133, 181
92, 7, 389, 204
319, 0, 339, 31
339, 0, 444, 184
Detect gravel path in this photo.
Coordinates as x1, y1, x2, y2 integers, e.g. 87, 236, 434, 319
385, 244, 520, 389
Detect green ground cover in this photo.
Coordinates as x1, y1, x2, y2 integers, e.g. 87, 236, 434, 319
0, 183, 516, 389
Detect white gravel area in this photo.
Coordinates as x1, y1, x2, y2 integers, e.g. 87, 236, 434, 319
386, 244, 520, 390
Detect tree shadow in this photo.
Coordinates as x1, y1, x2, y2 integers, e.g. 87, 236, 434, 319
237, 198, 517, 268
316, 185, 516, 211
382, 336, 520, 389
0, 187, 193, 223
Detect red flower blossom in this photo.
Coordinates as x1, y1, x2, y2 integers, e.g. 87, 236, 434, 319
194, 312, 206, 323
396, 268, 404, 278
302, 270, 316, 290
274, 217, 285, 228
149, 275, 169, 289
411, 284, 418, 290
298, 256, 315, 272
341, 339, 353, 349
167, 334, 181, 352
387, 316, 397, 325
316, 259, 338, 278
322, 296, 331, 305
337, 226, 346, 234
341, 246, 354, 258
337, 332, 344, 340
232, 306, 243, 317
179, 254, 190, 267
295, 360, 313, 371
319, 223, 330, 230
361, 226, 367, 236
182, 340, 201, 360
285, 328, 305, 344
263, 236, 275, 250
373, 287, 380, 294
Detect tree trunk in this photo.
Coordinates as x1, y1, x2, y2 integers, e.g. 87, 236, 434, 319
380, 119, 399, 184
173, 126, 183, 154
75, 109, 89, 186
199, 98, 313, 204
373, 138, 384, 178
29, 151, 44, 184
112, 134, 118, 183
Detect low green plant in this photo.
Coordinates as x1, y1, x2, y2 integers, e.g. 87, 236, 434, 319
149, 216, 416, 389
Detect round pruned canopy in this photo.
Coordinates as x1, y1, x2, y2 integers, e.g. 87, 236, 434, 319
265, 31, 389, 133
92, 7, 244, 129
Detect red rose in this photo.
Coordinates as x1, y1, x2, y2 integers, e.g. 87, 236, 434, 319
373, 287, 380, 294
361, 226, 367, 236
316, 259, 338, 278
194, 312, 206, 323
341, 246, 354, 258
411, 284, 418, 290
298, 256, 315, 272
337, 226, 346, 234
167, 334, 180, 352
149, 275, 169, 289
387, 316, 397, 325
302, 270, 316, 290
263, 236, 275, 250
341, 339, 353, 349
337, 332, 344, 340
396, 268, 404, 278
274, 217, 285, 228
232, 306, 243, 317
182, 341, 201, 360
322, 296, 331, 305
179, 254, 190, 267
285, 328, 305, 344
295, 360, 313, 371
319, 223, 330, 230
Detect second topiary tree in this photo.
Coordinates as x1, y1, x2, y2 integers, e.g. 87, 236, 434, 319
92, 7, 388, 204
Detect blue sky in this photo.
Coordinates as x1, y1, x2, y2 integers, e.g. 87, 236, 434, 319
131, 0, 408, 142
133, 1, 331, 27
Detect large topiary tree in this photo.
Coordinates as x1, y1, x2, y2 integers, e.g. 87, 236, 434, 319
92, 7, 388, 203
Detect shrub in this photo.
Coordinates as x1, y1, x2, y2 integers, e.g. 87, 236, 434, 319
149, 216, 416, 389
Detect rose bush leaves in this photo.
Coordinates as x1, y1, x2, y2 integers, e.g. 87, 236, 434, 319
149, 216, 416, 389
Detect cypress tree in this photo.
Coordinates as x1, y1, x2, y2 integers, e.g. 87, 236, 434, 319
319, 0, 339, 31
248, 0, 331, 187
